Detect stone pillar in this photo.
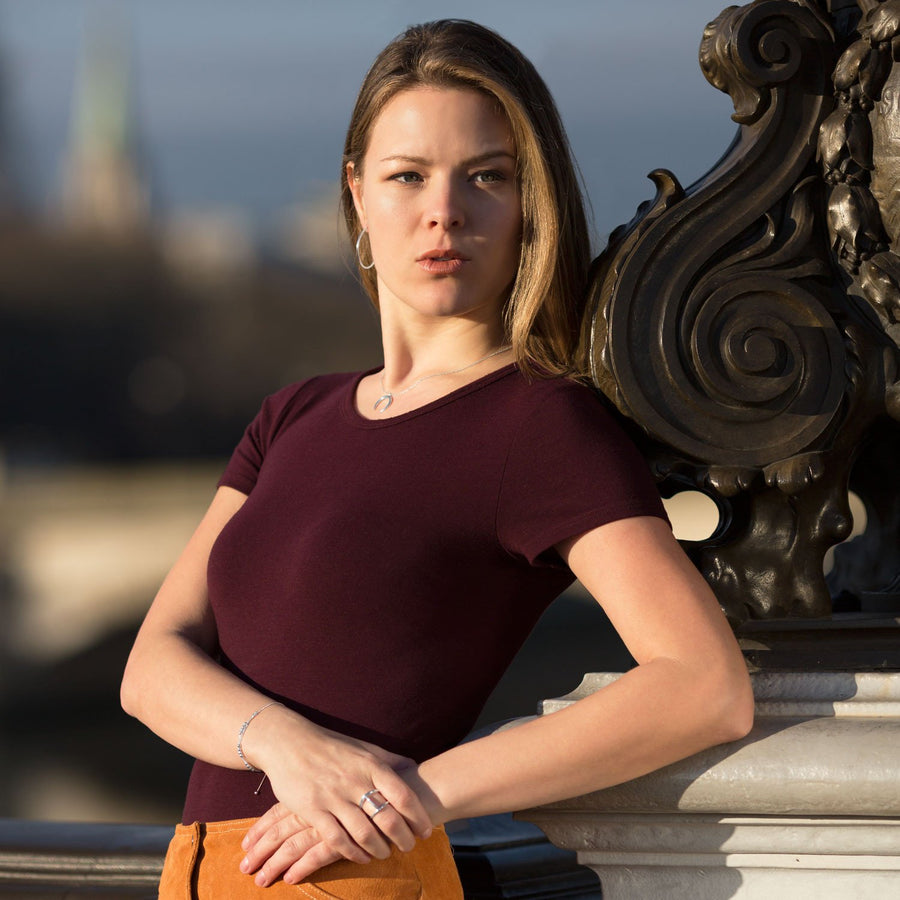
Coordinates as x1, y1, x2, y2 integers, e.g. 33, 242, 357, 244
519, 671, 900, 899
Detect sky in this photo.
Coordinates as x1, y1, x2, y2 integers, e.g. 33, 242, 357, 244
0, 0, 738, 246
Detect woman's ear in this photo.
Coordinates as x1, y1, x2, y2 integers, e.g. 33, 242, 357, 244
346, 162, 366, 228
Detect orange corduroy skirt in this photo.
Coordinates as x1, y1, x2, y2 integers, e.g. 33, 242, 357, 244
157, 817, 464, 899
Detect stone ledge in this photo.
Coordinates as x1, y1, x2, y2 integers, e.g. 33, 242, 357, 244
535, 672, 900, 816
521, 670, 900, 899
542, 670, 900, 712
521, 813, 900, 857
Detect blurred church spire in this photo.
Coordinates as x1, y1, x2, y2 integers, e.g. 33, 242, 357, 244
59, 5, 148, 236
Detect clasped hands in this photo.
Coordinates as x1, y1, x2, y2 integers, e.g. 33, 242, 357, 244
238, 715, 436, 888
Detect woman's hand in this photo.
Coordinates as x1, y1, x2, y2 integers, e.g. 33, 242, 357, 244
240, 804, 342, 887
241, 708, 433, 876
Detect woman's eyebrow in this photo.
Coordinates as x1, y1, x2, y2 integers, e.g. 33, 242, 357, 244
378, 150, 516, 166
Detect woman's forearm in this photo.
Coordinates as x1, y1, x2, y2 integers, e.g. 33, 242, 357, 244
407, 652, 753, 825
121, 625, 281, 770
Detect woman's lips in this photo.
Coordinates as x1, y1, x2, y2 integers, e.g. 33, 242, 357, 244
417, 250, 467, 275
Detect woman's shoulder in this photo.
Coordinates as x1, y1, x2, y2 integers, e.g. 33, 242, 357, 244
257, 370, 361, 415
499, 368, 649, 466
499, 368, 618, 421
239, 371, 363, 447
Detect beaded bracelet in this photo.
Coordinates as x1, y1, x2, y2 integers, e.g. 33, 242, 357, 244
237, 701, 282, 772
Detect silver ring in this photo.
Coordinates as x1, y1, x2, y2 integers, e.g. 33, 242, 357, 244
358, 789, 391, 817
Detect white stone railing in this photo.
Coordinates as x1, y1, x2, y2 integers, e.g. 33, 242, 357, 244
521, 671, 900, 900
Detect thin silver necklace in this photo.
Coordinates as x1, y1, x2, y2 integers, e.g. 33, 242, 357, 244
374, 345, 511, 412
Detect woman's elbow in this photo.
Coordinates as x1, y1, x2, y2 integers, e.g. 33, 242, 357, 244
120, 660, 140, 719
708, 663, 755, 745
120, 644, 151, 721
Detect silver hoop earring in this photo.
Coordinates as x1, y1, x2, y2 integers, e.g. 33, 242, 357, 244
355, 228, 375, 271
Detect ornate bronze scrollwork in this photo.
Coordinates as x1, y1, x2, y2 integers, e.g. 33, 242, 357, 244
818, 0, 900, 611
587, 0, 900, 622
821, 1, 900, 316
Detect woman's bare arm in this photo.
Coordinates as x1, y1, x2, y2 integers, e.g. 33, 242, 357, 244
405, 516, 753, 821
122, 486, 257, 766
120, 486, 432, 875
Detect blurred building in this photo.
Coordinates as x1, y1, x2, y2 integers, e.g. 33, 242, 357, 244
0, 7, 380, 466
275, 182, 349, 275
58, 15, 148, 238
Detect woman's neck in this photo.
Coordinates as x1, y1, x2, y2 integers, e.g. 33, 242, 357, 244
378, 314, 508, 390
354, 315, 512, 419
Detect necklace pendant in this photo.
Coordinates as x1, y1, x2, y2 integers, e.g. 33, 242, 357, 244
374, 392, 393, 412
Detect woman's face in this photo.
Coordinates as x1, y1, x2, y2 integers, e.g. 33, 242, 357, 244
348, 86, 522, 329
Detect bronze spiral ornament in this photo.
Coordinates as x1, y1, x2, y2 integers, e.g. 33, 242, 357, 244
700, 0, 832, 125
590, 0, 842, 472
606, 272, 846, 469
726, 7, 803, 105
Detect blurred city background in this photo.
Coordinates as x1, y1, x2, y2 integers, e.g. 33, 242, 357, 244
0, 0, 736, 826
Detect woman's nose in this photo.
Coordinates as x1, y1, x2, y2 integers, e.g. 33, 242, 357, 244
426, 179, 464, 229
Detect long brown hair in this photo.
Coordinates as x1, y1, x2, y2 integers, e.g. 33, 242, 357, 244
341, 19, 590, 376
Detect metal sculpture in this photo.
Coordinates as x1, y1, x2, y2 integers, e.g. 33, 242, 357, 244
585, 0, 900, 624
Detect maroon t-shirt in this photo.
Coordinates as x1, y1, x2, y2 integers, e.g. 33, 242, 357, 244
182, 364, 667, 822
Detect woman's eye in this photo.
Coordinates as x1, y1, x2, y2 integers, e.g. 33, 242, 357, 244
391, 172, 422, 184
472, 170, 505, 184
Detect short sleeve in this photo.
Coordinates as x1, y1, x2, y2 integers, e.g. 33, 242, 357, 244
496, 382, 668, 566
217, 382, 308, 495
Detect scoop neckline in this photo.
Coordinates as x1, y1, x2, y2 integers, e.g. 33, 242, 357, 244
341, 362, 519, 428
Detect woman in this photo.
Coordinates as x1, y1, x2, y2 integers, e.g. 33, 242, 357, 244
122, 19, 754, 898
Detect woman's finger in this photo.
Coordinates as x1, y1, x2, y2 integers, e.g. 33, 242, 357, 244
355, 785, 418, 852
247, 827, 323, 887
306, 809, 379, 865
333, 801, 392, 859
361, 802, 418, 853
240, 812, 316, 875
241, 801, 295, 853
373, 770, 434, 842
283, 842, 344, 886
